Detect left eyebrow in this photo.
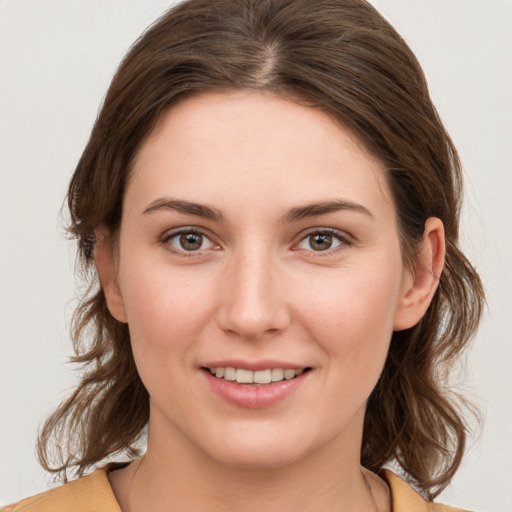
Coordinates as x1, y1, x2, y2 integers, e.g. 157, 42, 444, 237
281, 200, 374, 223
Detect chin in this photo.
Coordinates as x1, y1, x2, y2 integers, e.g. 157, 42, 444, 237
210, 445, 306, 471
194, 425, 324, 471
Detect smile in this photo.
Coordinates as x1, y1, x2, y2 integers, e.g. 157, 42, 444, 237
206, 367, 310, 384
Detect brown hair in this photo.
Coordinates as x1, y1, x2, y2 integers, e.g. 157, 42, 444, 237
37, 0, 484, 498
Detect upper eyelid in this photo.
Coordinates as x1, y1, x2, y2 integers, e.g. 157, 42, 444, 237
161, 226, 215, 241
296, 227, 352, 242
159, 226, 352, 251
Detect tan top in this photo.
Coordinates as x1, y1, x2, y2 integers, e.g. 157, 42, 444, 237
3, 468, 470, 512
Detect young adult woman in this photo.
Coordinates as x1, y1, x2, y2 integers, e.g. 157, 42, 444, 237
5, 1, 484, 511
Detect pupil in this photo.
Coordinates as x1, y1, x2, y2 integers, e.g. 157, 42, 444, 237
310, 233, 332, 251
180, 233, 202, 250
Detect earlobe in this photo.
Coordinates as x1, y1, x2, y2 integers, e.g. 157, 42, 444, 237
94, 229, 128, 323
393, 217, 445, 331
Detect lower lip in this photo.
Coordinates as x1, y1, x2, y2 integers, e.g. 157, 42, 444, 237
203, 370, 309, 409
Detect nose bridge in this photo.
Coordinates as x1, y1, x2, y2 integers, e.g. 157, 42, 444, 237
218, 243, 289, 339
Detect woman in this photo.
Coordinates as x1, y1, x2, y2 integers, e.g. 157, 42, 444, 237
4, 0, 484, 510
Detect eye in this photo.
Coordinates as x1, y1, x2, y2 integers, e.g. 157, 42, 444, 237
164, 229, 218, 253
295, 230, 347, 252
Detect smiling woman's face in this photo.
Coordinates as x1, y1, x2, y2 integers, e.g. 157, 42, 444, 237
97, 91, 437, 470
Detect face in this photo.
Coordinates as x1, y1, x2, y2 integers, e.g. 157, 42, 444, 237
98, 91, 435, 471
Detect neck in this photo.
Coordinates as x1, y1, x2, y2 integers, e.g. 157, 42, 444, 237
110, 424, 388, 512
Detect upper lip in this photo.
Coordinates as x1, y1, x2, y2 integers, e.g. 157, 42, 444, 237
202, 360, 310, 371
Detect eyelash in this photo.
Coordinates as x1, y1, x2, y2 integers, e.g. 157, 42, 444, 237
293, 228, 352, 256
161, 227, 220, 257
160, 227, 352, 257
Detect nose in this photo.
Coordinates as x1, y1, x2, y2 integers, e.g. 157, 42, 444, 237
216, 250, 291, 340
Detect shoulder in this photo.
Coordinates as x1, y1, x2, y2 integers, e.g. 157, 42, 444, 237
381, 469, 472, 512
3, 467, 473, 512
2, 468, 121, 512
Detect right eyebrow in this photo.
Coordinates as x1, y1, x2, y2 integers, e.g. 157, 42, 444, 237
141, 198, 224, 222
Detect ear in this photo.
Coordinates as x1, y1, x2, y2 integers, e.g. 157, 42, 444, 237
94, 229, 128, 323
393, 217, 445, 331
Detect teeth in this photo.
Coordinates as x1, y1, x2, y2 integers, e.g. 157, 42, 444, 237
208, 366, 306, 384
224, 367, 236, 381
283, 369, 296, 380
271, 368, 284, 381
254, 369, 272, 384
236, 369, 253, 383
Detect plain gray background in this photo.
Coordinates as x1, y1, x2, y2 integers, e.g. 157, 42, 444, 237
1, 1, 511, 510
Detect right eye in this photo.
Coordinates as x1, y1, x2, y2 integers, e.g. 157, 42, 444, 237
164, 229, 218, 254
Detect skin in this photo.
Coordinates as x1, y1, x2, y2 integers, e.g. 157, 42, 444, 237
97, 91, 444, 512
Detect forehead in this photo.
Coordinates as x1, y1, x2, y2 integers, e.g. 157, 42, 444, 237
127, 91, 395, 221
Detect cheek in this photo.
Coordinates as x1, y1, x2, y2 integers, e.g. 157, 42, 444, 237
121, 260, 211, 332
119, 269, 214, 404
117, 261, 220, 391
296, 266, 402, 378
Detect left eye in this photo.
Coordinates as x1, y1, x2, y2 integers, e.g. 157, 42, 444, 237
167, 231, 216, 252
296, 231, 344, 252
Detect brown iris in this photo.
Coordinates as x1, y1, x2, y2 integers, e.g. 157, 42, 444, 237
308, 233, 333, 251
179, 233, 203, 250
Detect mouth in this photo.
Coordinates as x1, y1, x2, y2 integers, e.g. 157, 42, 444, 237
203, 366, 312, 384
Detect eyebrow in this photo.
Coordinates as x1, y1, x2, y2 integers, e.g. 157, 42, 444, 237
281, 200, 374, 223
141, 198, 373, 223
141, 198, 224, 221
